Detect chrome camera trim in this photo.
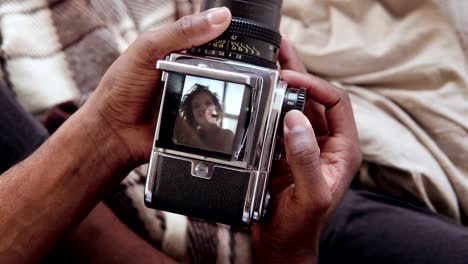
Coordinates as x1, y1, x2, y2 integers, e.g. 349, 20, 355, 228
145, 53, 285, 225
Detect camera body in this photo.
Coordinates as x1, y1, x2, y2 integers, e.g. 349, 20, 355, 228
145, 53, 295, 225
145, 0, 305, 226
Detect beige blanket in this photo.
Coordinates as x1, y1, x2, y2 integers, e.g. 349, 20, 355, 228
280, 0, 468, 222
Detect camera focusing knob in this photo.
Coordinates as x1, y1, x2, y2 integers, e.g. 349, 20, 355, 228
283, 87, 306, 113
278, 87, 307, 139
296, 89, 306, 112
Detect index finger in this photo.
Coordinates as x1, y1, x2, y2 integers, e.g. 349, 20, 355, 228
278, 37, 308, 73
281, 70, 358, 139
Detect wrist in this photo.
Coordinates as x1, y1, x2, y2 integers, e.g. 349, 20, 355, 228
70, 106, 139, 175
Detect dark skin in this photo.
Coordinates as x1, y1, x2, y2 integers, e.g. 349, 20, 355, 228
252, 38, 361, 264
0, 8, 361, 263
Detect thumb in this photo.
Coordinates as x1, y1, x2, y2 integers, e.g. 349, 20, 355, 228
283, 110, 329, 206
103, 7, 231, 85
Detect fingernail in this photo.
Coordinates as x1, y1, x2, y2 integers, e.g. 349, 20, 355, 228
284, 110, 310, 133
205, 7, 230, 25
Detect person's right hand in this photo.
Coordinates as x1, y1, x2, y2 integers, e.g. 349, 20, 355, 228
252, 39, 362, 264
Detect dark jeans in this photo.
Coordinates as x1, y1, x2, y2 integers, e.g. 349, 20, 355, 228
0, 81, 48, 173
320, 190, 468, 263
1, 81, 467, 263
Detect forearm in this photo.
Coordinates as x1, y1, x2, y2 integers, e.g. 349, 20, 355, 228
56, 202, 176, 264
0, 108, 134, 263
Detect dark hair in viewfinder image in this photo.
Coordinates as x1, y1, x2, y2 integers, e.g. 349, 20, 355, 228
179, 84, 223, 129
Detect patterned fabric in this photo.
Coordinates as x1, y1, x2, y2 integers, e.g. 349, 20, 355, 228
0, 0, 173, 114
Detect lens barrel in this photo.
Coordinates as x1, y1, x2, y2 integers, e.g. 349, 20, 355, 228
203, 0, 282, 29
190, 0, 283, 68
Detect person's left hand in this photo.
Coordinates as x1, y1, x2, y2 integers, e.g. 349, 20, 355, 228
81, 7, 232, 168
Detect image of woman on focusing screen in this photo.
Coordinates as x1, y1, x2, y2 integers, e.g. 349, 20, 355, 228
174, 84, 235, 154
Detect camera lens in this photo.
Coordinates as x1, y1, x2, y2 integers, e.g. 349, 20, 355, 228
190, 0, 283, 68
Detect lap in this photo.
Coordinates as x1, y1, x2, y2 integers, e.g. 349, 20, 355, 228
320, 189, 468, 264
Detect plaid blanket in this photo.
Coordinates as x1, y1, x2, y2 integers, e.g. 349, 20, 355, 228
0, 0, 174, 114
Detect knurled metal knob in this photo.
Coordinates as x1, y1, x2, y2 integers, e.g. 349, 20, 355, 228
283, 87, 306, 113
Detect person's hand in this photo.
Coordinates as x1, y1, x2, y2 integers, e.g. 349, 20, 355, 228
81, 7, 231, 168
251, 38, 362, 264
278, 37, 329, 137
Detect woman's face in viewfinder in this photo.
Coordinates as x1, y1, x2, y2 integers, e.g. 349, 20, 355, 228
191, 92, 219, 128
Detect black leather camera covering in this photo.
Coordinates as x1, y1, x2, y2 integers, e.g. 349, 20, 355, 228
151, 155, 251, 226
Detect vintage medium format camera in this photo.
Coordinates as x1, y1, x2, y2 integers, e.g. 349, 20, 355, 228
145, 0, 306, 226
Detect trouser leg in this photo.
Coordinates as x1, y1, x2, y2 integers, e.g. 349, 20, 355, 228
320, 189, 468, 264
0, 81, 48, 173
